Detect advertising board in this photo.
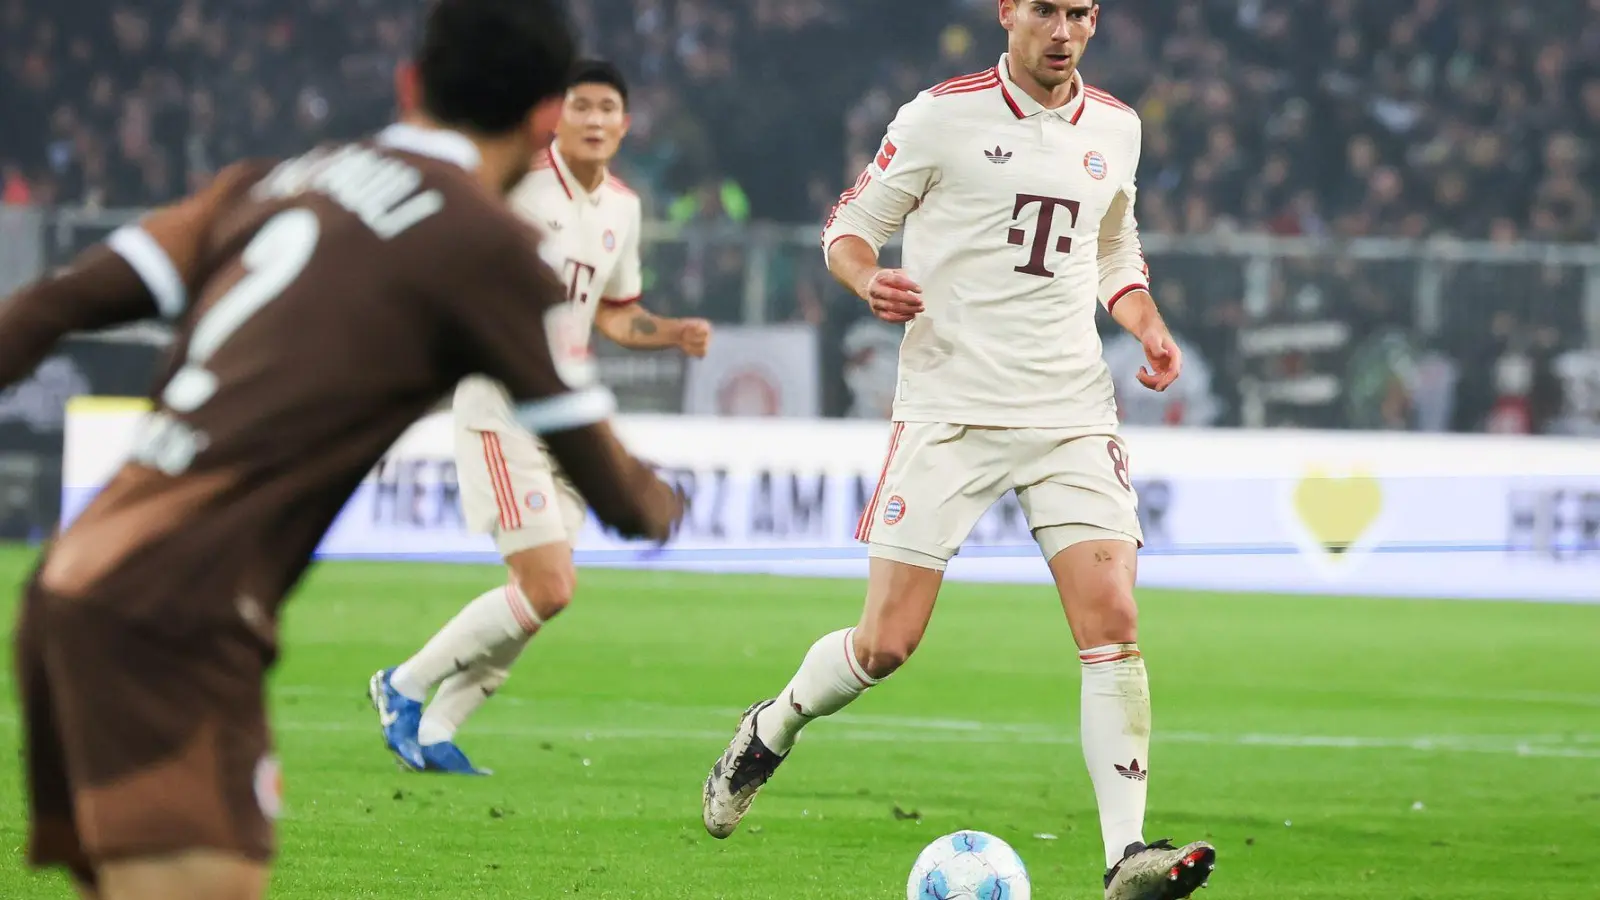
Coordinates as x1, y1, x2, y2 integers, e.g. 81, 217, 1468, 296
63, 399, 1600, 602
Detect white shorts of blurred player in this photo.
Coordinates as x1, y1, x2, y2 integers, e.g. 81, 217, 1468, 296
856, 423, 1143, 570
455, 424, 586, 556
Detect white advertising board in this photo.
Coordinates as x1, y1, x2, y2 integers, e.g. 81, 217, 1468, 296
63, 398, 1600, 602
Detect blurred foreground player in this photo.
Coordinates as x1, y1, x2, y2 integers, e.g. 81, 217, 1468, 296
371, 59, 713, 776
2, 1, 680, 898
701, 2, 1214, 898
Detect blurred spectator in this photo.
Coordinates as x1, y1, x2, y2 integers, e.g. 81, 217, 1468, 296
3, 0, 1599, 434
1, 0, 1592, 240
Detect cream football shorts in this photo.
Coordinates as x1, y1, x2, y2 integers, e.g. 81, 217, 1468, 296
855, 422, 1143, 571
456, 424, 586, 556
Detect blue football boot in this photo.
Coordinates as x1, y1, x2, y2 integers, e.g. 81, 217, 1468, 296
367, 668, 424, 771
421, 740, 492, 776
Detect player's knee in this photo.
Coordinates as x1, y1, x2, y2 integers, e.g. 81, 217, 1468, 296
515, 569, 575, 620
506, 547, 576, 620
1083, 588, 1139, 646
856, 631, 919, 680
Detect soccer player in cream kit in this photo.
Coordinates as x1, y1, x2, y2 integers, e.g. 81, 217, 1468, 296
371, 60, 711, 775
703, 3, 1216, 898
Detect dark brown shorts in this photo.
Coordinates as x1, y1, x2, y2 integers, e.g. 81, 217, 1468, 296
16, 580, 279, 874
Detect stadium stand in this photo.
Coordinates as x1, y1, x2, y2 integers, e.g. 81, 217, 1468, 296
1, 0, 1598, 435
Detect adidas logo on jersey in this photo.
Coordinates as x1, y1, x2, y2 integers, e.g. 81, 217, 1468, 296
985, 146, 1013, 164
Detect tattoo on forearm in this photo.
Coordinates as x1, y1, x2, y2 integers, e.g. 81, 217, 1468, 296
630, 314, 659, 337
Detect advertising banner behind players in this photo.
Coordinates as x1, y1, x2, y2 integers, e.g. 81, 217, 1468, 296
64, 399, 1600, 602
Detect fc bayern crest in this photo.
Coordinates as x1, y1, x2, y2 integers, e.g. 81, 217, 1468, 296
883, 495, 907, 525
1083, 150, 1108, 180
525, 491, 547, 511
602, 229, 617, 252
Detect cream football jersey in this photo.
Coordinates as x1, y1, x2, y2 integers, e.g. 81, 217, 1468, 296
455, 146, 644, 431
821, 54, 1150, 429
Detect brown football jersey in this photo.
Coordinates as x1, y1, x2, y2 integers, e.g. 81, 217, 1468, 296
0, 124, 672, 651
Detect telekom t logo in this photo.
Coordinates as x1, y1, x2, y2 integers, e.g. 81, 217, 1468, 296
564, 259, 597, 305
1008, 193, 1081, 278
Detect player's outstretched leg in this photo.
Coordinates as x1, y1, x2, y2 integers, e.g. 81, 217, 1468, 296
1046, 537, 1214, 899
414, 639, 526, 775
372, 543, 574, 773
702, 557, 941, 838
368, 582, 538, 772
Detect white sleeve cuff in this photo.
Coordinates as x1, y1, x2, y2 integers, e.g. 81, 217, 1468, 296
514, 386, 617, 434
107, 225, 186, 319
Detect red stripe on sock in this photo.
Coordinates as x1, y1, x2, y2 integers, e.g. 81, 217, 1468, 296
1079, 650, 1142, 665
503, 582, 539, 635
842, 628, 874, 688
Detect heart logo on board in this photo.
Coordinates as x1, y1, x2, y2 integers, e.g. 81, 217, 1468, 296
1292, 470, 1383, 559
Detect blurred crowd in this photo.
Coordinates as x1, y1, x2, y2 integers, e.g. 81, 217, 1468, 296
2, 0, 1599, 433
3, 0, 1597, 239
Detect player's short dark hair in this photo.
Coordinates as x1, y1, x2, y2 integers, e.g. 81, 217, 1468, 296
569, 59, 629, 110
416, 0, 577, 134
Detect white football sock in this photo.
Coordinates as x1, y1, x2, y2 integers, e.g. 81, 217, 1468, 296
1079, 643, 1151, 868
418, 638, 526, 746
391, 583, 540, 702
754, 627, 880, 755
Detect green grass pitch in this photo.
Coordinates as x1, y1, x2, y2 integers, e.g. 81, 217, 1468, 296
1, 545, 1597, 898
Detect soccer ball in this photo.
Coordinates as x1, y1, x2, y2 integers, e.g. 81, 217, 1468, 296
907, 830, 1031, 900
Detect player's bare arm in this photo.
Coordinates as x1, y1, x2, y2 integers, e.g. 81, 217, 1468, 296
1110, 289, 1181, 392
819, 84, 934, 325
0, 162, 255, 388
826, 235, 923, 324
593, 301, 712, 357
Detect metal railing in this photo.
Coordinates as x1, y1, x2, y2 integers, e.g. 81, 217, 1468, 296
15, 207, 1600, 429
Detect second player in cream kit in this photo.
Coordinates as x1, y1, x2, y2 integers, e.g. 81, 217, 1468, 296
452, 142, 645, 549
374, 61, 711, 777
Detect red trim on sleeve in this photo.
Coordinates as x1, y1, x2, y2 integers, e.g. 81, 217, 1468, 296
1105, 284, 1149, 312
929, 68, 999, 96
1084, 86, 1137, 117
602, 294, 640, 307
820, 168, 874, 246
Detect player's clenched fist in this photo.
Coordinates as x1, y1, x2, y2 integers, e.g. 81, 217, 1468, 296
859, 268, 924, 323
675, 318, 713, 358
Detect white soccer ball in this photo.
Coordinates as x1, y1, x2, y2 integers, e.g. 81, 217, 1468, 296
907, 830, 1031, 900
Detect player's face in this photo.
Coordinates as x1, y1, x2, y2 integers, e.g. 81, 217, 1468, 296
1001, 0, 1098, 88
556, 83, 629, 166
